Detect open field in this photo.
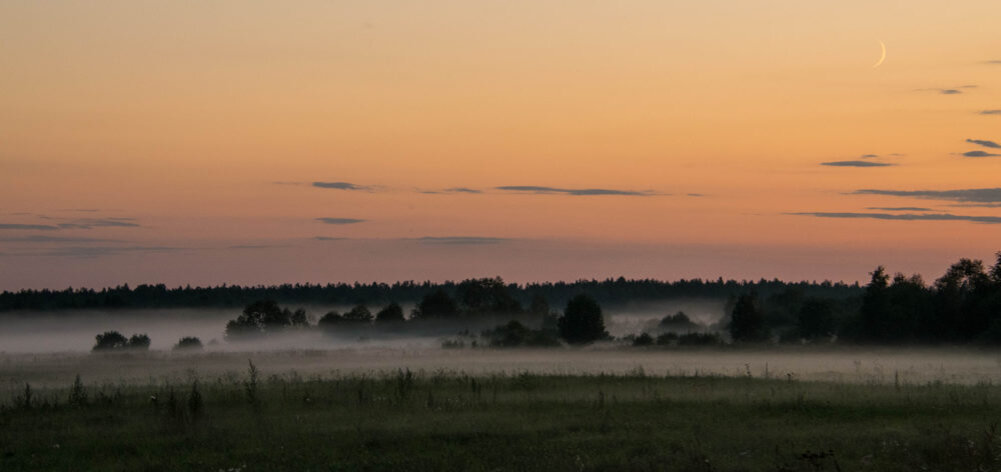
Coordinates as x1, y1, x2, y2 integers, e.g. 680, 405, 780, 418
3, 348, 1001, 470
4, 364, 1001, 471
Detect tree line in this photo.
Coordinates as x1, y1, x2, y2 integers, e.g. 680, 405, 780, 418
727, 254, 1001, 345
0, 276, 861, 313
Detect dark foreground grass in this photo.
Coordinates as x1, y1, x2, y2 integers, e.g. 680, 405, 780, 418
3, 366, 1001, 471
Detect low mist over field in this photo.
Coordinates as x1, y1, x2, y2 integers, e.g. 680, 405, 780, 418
4, 347, 1001, 394
0, 298, 727, 353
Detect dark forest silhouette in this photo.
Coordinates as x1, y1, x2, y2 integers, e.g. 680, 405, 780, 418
0, 276, 860, 312
11, 253, 1001, 345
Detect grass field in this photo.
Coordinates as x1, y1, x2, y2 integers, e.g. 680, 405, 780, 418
3, 359, 1001, 471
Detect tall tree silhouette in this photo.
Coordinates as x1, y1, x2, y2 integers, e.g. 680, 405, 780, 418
729, 293, 767, 342
557, 294, 607, 344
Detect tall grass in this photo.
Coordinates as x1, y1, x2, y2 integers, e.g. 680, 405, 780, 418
2, 368, 1001, 470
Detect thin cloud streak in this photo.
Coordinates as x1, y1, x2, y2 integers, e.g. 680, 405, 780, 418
791, 212, 1001, 224
962, 151, 1001, 158
966, 139, 1000, 149
312, 181, 372, 191
496, 186, 657, 196
414, 236, 510, 245
0, 223, 60, 231
56, 218, 140, 229
867, 207, 933, 212
0, 235, 121, 243
820, 161, 894, 167
853, 188, 1001, 203
419, 187, 483, 194
37, 246, 184, 257
316, 218, 366, 225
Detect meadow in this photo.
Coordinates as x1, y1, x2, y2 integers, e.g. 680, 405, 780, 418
4, 348, 1001, 471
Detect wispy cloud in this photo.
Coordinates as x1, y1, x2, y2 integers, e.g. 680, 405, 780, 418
820, 161, 894, 167
419, 187, 483, 195
920, 85, 977, 95
860, 154, 879, 158
967, 139, 1000, 149
55, 218, 141, 229
442, 187, 481, 194
0, 223, 60, 231
36, 246, 183, 257
496, 186, 658, 196
853, 188, 1001, 203
950, 203, 1001, 208
0, 235, 120, 243
314, 236, 349, 241
414, 236, 510, 245
962, 151, 1001, 158
312, 181, 372, 191
867, 207, 933, 212
228, 244, 291, 249
791, 212, 1001, 224
316, 217, 366, 225
982, 110, 1001, 115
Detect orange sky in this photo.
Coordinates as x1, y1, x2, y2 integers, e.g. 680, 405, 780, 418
2, 1, 1001, 290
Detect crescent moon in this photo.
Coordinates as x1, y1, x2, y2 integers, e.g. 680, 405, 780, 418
872, 40, 886, 68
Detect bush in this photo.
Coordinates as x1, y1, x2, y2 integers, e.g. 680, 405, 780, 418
375, 302, 405, 323
93, 331, 151, 351
344, 304, 373, 323
93, 331, 128, 351
659, 311, 700, 331
483, 321, 560, 348
226, 300, 308, 340
632, 332, 654, 346
656, 332, 679, 345
173, 336, 203, 351
128, 334, 151, 350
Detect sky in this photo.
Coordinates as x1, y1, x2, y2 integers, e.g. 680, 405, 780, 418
2, 0, 1001, 290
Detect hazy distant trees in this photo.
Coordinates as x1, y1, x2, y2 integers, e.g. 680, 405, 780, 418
728, 293, 767, 342
92, 331, 151, 351
319, 304, 375, 330
173, 336, 203, 351
529, 294, 551, 317
128, 334, 151, 350
558, 294, 608, 344
632, 332, 654, 346
225, 300, 309, 340
456, 277, 522, 315
375, 302, 405, 323
93, 331, 128, 350
411, 289, 459, 320
659, 311, 700, 332
344, 304, 373, 323
483, 320, 560, 347
797, 298, 835, 340
0, 276, 865, 314
316, 311, 342, 332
